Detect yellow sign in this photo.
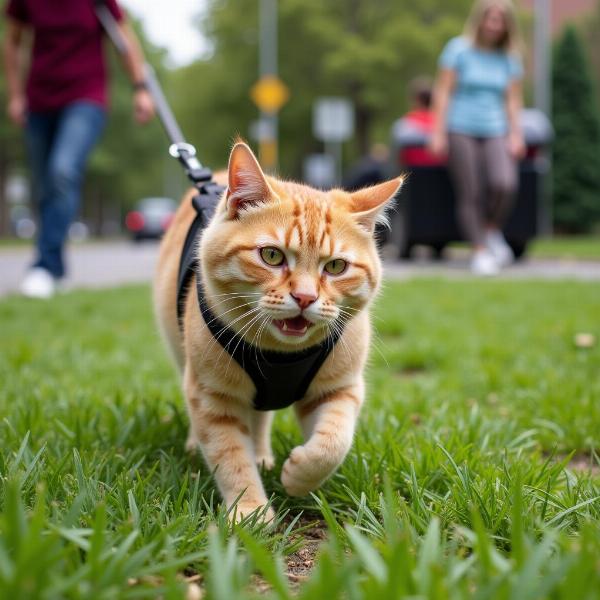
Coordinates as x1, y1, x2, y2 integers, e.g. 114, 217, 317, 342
250, 76, 290, 113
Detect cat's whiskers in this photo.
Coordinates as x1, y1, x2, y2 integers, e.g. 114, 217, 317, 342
209, 291, 261, 297
337, 307, 359, 320
204, 299, 260, 328
203, 293, 261, 313
199, 305, 262, 362
200, 288, 259, 298
248, 314, 272, 379
369, 337, 390, 368
335, 312, 356, 359
198, 300, 262, 360
337, 306, 390, 366
222, 310, 267, 379
341, 299, 385, 324
325, 315, 351, 363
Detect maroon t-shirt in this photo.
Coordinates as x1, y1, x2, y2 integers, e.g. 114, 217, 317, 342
5, 0, 124, 112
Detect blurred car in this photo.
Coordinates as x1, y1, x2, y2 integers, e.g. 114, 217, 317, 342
125, 197, 177, 241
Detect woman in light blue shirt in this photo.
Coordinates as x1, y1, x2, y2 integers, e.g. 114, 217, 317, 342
430, 0, 525, 275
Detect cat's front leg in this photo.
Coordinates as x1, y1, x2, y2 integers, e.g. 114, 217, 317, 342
251, 411, 275, 470
281, 385, 362, 497
184, 367, 273, 521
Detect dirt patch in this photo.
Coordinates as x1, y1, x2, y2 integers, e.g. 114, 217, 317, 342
285, 539, 321, 584
546, 452, 600, 477
251, 518, 327, 593
565, 453, 600, 476
284, 519, 326, 586
127, 573, 204, 599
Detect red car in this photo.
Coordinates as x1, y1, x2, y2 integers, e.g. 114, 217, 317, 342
125, 197, 177, 241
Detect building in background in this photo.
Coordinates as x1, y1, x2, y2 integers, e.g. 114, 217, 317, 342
520, 0, 597, 33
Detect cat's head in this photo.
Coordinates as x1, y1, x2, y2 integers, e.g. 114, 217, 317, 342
200, 142, 403, 351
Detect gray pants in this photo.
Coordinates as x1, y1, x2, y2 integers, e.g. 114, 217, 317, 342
447, 133, 518, 247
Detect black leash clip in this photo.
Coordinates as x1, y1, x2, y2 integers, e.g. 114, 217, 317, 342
169, 143, 213, 188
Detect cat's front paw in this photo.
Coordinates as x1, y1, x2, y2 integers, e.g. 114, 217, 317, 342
256, 452, 275, 470
281, 445, 328, 497
229, 502, 275, 524
185, 434, 198, 453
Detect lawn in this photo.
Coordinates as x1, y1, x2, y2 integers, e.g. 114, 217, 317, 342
528, 236, 600, 260
442, 235, 600, 261
0, 280, 599, 599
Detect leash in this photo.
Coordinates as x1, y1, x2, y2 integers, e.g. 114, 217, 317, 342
94, 1, 214, 190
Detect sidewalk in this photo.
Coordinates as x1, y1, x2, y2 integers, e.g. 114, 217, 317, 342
1, 240, 600, 298
0, 241, 158, 297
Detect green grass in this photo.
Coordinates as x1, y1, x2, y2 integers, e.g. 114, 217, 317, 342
0, 238, 31, 249
528, 236, 600, 260
1, 280, 599, 598
447, 235, 600, 260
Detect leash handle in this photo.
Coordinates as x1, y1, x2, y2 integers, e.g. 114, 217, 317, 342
95, 2, 213, 185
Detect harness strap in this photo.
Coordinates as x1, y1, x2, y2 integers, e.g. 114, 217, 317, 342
176, 183, 224, 325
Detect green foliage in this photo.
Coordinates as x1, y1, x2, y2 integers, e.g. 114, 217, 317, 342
529, 235, 600, 259
170, 0, 472, 175
551, 26, 600, 233
0, 18, 26, 169
0, 280, 599, 597
581, 1, 600, 107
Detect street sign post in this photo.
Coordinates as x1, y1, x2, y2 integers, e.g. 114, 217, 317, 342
303, 154, 336, 190
313, 97, 355, 185
250, 0, 288, 172
313, 98, 354, 142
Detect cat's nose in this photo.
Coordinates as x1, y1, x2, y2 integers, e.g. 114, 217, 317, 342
290, 291, 318, 309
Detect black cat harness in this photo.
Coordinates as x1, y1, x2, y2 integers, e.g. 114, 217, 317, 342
96, 1, 341, 412
176, 184, 342, 412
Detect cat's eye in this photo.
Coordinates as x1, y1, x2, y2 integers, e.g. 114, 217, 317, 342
260, 246, 285, 266
324, 258, 347, 276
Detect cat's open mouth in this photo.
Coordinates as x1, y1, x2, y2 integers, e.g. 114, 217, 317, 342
272, 316, 313, 337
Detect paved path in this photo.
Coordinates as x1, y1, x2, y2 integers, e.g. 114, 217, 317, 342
0, 241, 159, 297
1, 241, 600, 297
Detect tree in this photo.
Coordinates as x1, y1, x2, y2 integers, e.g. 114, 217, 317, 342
581, 1, 600, 107
170, 0, 472, 178
0, 17, 28, 236
551, 26, 600, 232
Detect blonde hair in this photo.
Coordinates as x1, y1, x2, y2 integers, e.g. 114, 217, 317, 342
464, 0, 521, 54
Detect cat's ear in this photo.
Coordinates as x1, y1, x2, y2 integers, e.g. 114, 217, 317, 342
226, 142, 273, 218
349, 177, 405, 232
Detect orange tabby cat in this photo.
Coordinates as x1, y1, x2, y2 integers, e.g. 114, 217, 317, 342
154, 142, 403, 520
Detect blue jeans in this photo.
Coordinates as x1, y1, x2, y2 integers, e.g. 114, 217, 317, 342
26, 101, 107, 278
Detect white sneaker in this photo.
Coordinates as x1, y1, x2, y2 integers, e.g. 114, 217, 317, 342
471, 249, 499, 276
485, 230, 514, 267
21, 267, 56, 299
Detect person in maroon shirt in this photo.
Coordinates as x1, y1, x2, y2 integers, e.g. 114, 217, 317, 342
3, 0, 155, 298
